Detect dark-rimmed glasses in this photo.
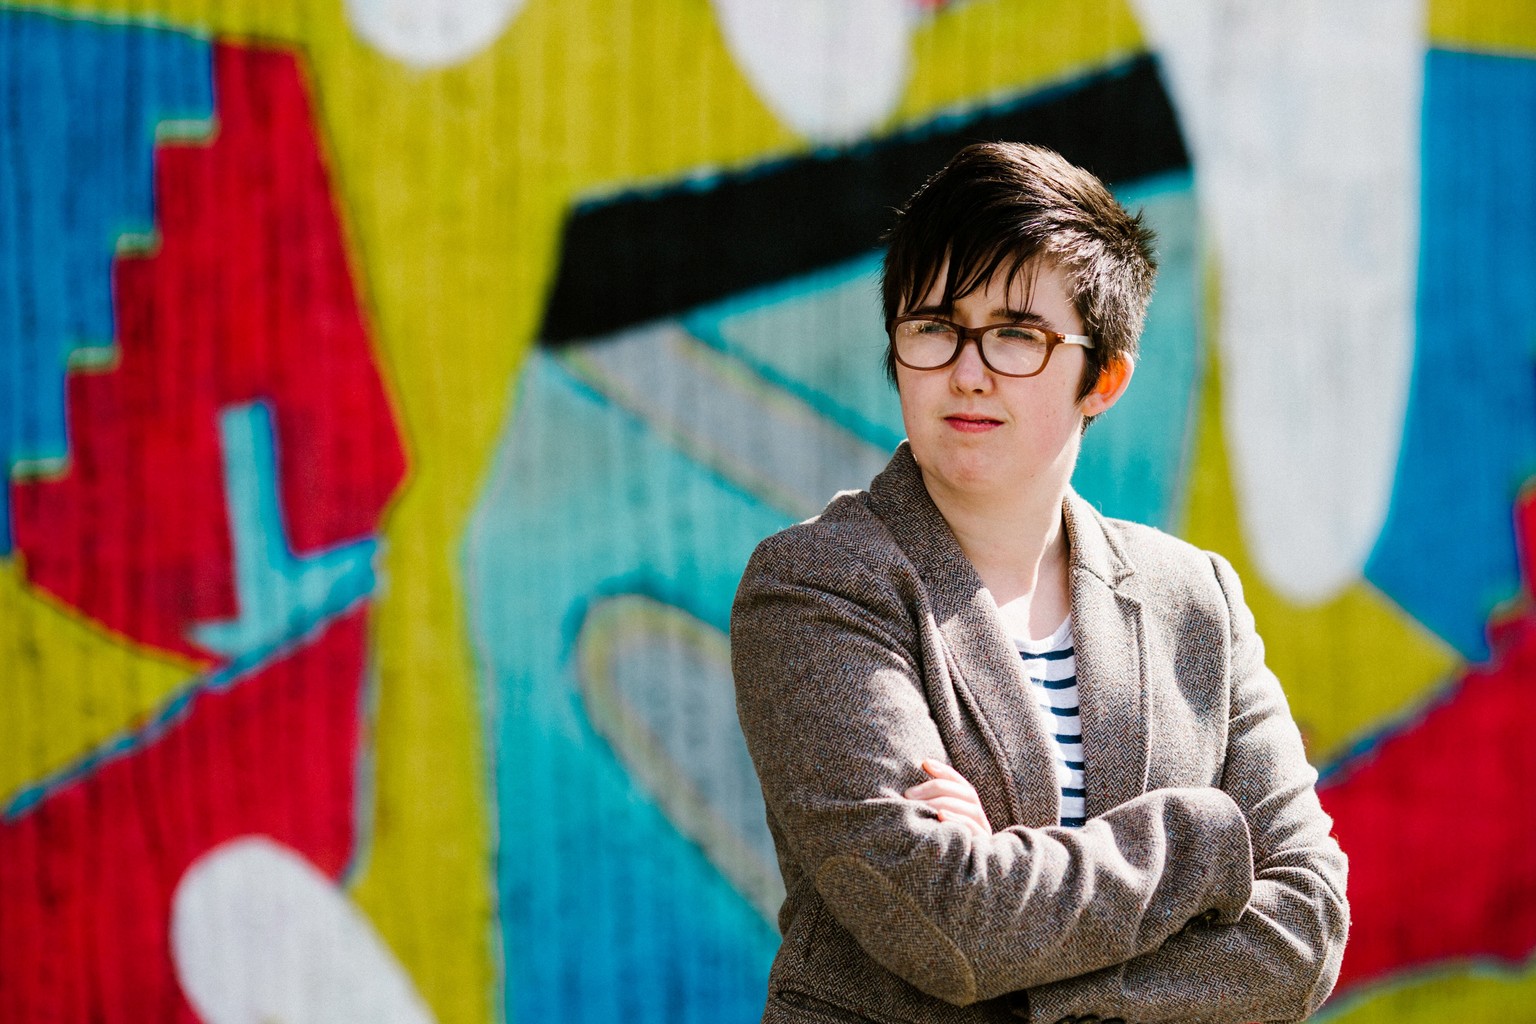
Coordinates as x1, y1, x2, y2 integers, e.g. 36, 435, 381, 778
887, 316, 1094, 378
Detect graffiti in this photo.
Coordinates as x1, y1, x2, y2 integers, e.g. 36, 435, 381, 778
4, 1, 1536, 1022
1, 18, 408, 1021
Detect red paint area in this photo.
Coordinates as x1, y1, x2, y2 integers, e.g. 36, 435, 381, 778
0, 609, 367, 1022
11, 42, 405, 661
1323, 489, 1536, 995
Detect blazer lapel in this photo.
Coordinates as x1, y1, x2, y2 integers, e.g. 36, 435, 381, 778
1063, 493, 1151, 817
869, 445, 1060, 828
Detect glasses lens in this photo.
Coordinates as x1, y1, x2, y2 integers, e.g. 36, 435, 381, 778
982, 325, 1050, 376
893, 318, 960, 368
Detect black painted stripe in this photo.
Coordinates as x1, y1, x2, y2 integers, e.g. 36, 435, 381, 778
538, 56, 1187, 343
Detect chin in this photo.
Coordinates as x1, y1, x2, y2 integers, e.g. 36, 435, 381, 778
919, 450, 1014, 495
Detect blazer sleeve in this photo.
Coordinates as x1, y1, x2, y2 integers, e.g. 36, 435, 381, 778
732, 526, 1259, 1006
1020, 552, 1350, 1024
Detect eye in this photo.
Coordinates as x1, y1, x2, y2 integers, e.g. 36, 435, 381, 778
993, 325, 1047, 341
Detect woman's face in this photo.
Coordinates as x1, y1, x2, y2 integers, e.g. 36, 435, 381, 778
895, 260, 1099, 507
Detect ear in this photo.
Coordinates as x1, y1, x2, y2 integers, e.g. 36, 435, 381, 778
1080, 355, 1134, 417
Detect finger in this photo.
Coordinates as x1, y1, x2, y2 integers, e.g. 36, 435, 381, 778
924, 796, 990, 832
935, 810, 987, 838
924, 796, 983, 819
920, 759, 968, 785
919, 760, 979, 797
903, 779, 974, 801
933, 805, 989, 837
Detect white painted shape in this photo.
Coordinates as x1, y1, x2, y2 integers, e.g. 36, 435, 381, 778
1131, 0, 1424, 602
712, 0, 914, 142
171, 836, 435, 1024
345, 0, 525, 69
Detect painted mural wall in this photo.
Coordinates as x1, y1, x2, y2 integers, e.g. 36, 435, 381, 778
2, 1, 1534, 1020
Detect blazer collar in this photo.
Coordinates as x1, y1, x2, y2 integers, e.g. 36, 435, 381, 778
1061, 489, 1134, 588
1062, 490, 1152, 818
868, 443, 1151, 824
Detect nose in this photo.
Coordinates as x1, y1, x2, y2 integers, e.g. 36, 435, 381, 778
949, 335, 992, 392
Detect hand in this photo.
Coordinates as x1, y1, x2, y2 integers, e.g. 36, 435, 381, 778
904, 759, 992, 837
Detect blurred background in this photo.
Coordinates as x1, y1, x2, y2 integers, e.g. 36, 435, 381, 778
2, 0, 1533, 1020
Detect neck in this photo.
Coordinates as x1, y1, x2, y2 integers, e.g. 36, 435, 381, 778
923, 473, 1072, 608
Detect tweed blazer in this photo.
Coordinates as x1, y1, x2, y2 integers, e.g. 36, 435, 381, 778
731, 444, 1348, 1024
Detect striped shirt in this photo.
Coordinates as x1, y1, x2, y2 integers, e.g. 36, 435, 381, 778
1014, 616, 1085, 828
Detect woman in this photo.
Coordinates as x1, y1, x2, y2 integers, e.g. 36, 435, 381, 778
731, 143, 1348, 1023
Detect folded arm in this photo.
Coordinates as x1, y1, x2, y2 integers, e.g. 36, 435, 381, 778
1020, 553, 1350, 1023
732, 529, 1258, 1006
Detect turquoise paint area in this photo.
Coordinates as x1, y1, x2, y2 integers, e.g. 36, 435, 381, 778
0, 9, 213, 552
1075, 174, 1203, 530
683, 254, 905, 450
466, 355, 785, 1023
189, 402, 378, 659
1366, 49, 1536, 661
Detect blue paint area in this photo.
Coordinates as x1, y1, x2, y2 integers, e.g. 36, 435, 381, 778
1075, 173, 1203, 530
466, 356, 784, 1023
190, 402, 379, 658
1366, 49, 1536, 662
0, 9, 213, 552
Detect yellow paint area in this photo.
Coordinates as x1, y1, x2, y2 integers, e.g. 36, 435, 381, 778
0, 557, 202, 807
1178, 323, 1459, 766
901, 0, 1144, 123
1430, 0, 1536, 56
1325, 959, 1536, 1023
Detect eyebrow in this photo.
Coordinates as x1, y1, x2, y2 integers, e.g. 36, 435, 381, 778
897, 303, 1056, 333
992, 307, 1050, 325
905, 304, 1053, 327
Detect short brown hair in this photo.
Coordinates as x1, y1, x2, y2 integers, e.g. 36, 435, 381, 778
881, 142, 1157, 404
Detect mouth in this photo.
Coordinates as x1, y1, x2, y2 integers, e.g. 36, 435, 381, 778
944, 414, 1003, 433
